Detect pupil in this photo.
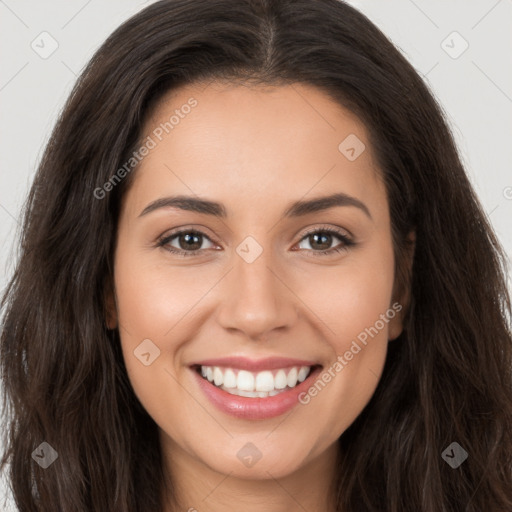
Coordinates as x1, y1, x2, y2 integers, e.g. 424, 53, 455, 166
181, 233, 201, 250
311, 233, 331, 250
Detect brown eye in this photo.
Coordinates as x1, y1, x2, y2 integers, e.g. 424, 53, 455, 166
305, 232, 335, 251
296, 227, 355, 256
174, 232, 203, 251
158, 230, 216, 256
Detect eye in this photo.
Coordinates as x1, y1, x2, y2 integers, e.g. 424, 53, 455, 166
157, 226, 355, 258
295, 227, 354, 256
157, 229, 217, 257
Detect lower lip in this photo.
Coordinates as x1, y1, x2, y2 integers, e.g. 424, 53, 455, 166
192, 366, 322, 420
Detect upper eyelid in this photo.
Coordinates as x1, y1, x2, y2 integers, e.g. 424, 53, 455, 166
300, 225, 353, 239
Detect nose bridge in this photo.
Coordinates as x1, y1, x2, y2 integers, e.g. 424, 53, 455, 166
215, 236, 296, 339
236, 241, 277, 302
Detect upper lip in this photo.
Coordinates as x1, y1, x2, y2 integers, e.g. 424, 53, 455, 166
191, 356, 320, 372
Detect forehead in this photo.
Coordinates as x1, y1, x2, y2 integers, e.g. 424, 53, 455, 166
122, 81, 387, 220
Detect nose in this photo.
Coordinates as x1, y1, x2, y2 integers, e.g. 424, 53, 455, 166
215, 246, 298, 341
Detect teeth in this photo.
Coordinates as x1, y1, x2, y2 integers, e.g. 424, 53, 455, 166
297, 366, 309, 382
213, 367, 223, 386
274, 370, 287, 389
199, 365, 313, 396
220, 388, 282, 398
223, 368, 237, 388
255, 371, 274, 392
237, 370, 255, 391
287, 367, 298, 388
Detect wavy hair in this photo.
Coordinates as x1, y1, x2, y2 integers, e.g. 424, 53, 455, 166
1, 0, 511, 510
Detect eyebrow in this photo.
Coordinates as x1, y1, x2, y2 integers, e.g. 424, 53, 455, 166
138, 192, 372, 220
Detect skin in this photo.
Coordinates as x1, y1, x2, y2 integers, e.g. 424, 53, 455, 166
106, 81, 407, 512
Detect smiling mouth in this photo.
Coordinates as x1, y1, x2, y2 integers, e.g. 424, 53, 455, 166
193, 364, 322, 398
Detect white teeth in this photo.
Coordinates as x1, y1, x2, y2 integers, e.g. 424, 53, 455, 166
297, 366, 309, 382
274, 370, 288, 389
237, 370, 255, 391
213, 367, 223, 386
198, 364, 314, 396
240, 390, 257, 397
218, 387, 284, 398
255, 371, 274, 392
287, 367, 298, 388
223, 368, 237, 388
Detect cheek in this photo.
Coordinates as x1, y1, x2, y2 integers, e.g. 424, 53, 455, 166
294, 241, 395, 433
112, 248, 238, 423
111, 251, 190, 406
296, 241, 395, 349
113, 252, 212, 340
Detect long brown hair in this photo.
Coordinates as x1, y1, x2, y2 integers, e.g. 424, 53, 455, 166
1, 0, 511, 510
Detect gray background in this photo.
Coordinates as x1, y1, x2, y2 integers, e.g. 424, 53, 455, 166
1, 0, 511, 508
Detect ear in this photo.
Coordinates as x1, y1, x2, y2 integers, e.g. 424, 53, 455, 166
388, 230, 416, 341
103, 275, 118, 330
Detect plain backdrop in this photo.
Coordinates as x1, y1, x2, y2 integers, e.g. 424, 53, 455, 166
1, 0, 511, 509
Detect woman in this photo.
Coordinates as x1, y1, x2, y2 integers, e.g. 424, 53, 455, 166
1, 0, 511, 510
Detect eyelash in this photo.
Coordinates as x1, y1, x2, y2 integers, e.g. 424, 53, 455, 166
156, 225, 355, 258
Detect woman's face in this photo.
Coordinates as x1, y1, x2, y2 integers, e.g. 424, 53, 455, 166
108, 81, 404, 480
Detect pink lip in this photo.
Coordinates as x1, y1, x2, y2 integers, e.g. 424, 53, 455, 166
191, 356, 318, 372
191, 364, 322, 420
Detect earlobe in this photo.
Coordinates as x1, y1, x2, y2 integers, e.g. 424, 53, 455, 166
387, 307, 404, 341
